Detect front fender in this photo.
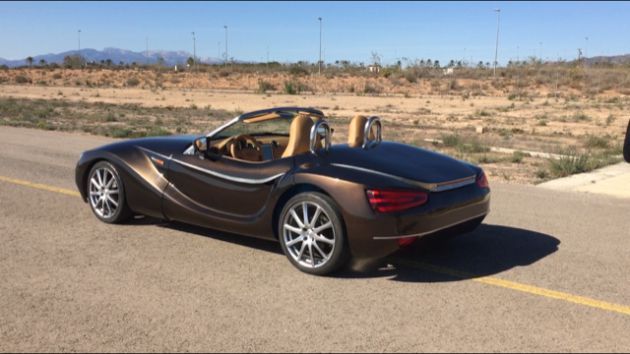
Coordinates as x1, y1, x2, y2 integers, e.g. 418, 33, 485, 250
75, 145, 169, 219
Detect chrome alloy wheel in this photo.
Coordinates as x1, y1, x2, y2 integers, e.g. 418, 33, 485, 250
282, 201, 336, 269
88, 167, 120, 218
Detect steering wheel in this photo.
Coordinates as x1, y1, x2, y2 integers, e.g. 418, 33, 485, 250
226, 134, 262, 160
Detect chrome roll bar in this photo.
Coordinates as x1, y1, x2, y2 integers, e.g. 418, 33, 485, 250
310, 120, 332, 155
363, 116, 382, 148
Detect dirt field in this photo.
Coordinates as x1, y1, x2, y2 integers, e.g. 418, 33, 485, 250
0, 67, 628, 184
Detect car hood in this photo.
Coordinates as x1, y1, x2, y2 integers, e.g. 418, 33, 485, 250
94, 135, 196, 156
327, 142, 479, 185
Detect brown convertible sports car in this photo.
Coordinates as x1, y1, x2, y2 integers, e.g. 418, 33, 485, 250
76, 107, 490, 275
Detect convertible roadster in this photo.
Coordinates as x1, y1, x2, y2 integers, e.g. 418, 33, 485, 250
75, 107, 490, 275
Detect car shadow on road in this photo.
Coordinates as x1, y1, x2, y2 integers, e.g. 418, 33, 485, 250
338, 224, 560, 283
151, 220, 285, 255
130, 218, 559, 283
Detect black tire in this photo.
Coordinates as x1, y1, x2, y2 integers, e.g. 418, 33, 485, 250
278, 192, 349, 275
86, 161, 132, 224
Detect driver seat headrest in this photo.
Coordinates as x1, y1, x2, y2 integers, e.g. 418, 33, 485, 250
281, 114, 314, 158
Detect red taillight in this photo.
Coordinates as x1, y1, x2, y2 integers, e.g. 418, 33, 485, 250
397, 237, 417, 247
366, 189, 428, 213
477, 171, 489, 189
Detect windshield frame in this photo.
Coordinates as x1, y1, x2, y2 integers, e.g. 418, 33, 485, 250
206, 107, 324, 140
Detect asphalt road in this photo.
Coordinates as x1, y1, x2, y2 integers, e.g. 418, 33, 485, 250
1, 126, 629, 352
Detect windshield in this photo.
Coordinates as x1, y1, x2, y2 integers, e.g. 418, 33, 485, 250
214, 118, 291, 139
213, 110, 321, 139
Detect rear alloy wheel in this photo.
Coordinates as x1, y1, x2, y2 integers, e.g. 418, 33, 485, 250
279, 192, 348, 275
87, 161, 132, 224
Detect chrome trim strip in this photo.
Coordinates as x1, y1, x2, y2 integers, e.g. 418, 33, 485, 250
373, 212, 488, 240
433, 175, 477, 192
330, 163, 475, 192
139, 147, 285, 185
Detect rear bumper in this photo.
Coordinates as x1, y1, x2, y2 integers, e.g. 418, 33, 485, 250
343, 185, 490, 260
373, 211, 488, 240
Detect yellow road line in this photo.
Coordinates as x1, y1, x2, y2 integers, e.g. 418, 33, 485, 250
2, 174, 630, 317
0, 175, 81, 197
396, 260, 630, 317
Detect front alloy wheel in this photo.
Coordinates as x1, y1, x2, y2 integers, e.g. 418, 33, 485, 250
87, 161, 132, 223
279, 192, 348, 275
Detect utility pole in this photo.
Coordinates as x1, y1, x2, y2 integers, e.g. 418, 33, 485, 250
318, 17, 323, 75
78, 29, 81, 52
224, 25, 228, 65
191, 31, 196, 72
584, 36, 589, 69
584, 36, 589, 95
493, 9, 500, 77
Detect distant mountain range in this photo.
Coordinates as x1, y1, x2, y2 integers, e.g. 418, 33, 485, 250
584, 54, 630, 65
2, 47, 630, 68
0, 47, 226, 67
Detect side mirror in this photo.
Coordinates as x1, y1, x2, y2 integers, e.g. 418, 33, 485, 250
624, 119, 630, 163
193, 136, 208, 154
193, 136, 223, 161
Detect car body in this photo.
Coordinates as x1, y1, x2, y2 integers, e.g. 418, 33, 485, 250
76, 107, 490, 274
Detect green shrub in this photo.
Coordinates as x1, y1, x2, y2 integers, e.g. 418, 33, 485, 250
257, 79, 275, 93
441, 134, 489, 153
441, 134, 462, 148
126, 77, 140, 87
511, 151, 527, 163
283, 81, 298, 95
549, 150, 591, 177
572, 112, 591, 122
15, 75, 31, 84
363, 83, 381, 95
584, 135, 610, 149
288, 65, 309, 76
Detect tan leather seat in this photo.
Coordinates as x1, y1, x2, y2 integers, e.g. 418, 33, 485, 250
282, 114, 314, 158
348, 115, 375, 147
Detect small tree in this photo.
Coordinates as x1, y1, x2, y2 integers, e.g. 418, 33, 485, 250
26, 56, 33, 67
187, 56, 195, 68
63, 55, 86, 68
39, 59, 46, 66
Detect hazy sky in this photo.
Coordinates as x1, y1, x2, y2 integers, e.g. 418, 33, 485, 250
1, 1, 629, 64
